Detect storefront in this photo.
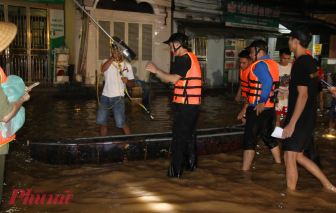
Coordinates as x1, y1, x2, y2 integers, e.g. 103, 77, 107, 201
173, 1, 282, 88
174, 19, 282, 88
73, 0, 171, 85
0, 0, 65, 84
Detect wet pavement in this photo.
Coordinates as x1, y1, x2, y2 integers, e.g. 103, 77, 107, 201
1, 88, 336, 212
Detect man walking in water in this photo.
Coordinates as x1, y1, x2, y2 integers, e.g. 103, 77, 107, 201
146, 33, 202, 177
277, 27, 336, 192
240, 40, 281, 171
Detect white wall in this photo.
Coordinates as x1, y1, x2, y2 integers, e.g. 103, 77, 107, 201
207, 36, 225, 86
74, 0, 171, 84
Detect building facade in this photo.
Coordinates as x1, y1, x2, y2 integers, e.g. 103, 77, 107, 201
70, 0, 171, 85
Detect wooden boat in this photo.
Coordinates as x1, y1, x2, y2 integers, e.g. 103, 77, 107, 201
29, 124, 244, 165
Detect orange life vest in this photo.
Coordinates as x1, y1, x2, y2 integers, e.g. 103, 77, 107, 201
247, 59, 279, 108
0, 67, 16, 146
240, 65, 251, 97
173, 52, 202, 104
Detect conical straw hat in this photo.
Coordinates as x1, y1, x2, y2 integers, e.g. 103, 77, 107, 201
0, 22, 17, 52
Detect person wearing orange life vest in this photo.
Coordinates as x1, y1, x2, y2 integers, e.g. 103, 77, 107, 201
146, 33, 201, 177
236, 49, 252, 124
235, 49, 252, 101
0, 21, 31, 205
240, 40, 281, 171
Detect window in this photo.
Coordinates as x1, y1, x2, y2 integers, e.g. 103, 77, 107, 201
98, 20, 110, 60
128, 23, 139, 60
114, 22, 125, 41
142, 24, 152, 61
98, 21, 152, 62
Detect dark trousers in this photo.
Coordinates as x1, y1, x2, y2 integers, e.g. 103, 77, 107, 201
168, 103, 200, 177
243, 106, 278, 150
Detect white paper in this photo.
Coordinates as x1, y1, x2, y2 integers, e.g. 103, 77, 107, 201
271, 127, 283, 139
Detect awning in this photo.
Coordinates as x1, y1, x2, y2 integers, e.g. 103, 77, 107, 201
280, 17, 336, 35
175, 19, 283, 38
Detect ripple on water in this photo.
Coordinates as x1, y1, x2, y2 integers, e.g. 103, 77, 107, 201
2, 93, 336, 212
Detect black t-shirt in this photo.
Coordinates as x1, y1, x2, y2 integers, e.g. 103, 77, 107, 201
286, 55, 317, 123
174, 54, 192, 78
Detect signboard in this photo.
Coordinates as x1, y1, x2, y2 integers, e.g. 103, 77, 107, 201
50, 9, 65, 78
14, 0, 65, 5
327, 59, 336, 65
175, 0, 224, 15
314, 44, 322, 56
224, 39, 236, 83
226, 1, 280, 31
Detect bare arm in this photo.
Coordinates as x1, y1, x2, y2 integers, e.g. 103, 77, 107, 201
282, 86, 308, 138
328, 86, 336, 98
235, 85, 242, 101
280, 81, 289, 87
101, 56, 114, 72
2, 90, 30, 123
275, 88, 289, 97
146, 63, 181, 84
125, 79, 135, 88
237, 102, 249, 120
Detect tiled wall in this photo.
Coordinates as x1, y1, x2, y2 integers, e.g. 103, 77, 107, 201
74, 0, 172, 84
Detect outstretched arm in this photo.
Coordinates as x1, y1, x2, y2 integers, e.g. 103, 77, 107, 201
146, 63, 181, 84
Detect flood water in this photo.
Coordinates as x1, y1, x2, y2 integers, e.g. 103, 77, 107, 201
1, 89, 336, 213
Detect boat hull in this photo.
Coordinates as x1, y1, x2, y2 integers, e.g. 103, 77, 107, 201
29, 125, 244, 165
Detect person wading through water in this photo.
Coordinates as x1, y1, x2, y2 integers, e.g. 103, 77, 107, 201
240, 40, 281, 171
146, 33, 202, 177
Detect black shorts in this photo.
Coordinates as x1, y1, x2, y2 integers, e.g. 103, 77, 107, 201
282, 111, 316, 152
243, 106, 278, 150
317, 81, 322, 92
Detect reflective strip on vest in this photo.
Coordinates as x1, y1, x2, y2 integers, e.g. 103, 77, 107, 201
247, 59, 279, 107
0, 67, 7, 84
173, 52, 202, 104
0, 67, 16, 146
240, 66, 250, 97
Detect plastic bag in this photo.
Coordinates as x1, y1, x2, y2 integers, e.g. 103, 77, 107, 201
0, 75, 26, 138
1, 75, 25, 102
0, 107, 25, 139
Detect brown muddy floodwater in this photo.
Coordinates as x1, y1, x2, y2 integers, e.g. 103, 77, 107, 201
1, 90, 336, 213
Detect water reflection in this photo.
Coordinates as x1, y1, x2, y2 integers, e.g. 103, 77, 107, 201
1, 91, 336, 212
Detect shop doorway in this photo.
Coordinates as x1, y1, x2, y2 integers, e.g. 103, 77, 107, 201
0, 4, 49, 84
